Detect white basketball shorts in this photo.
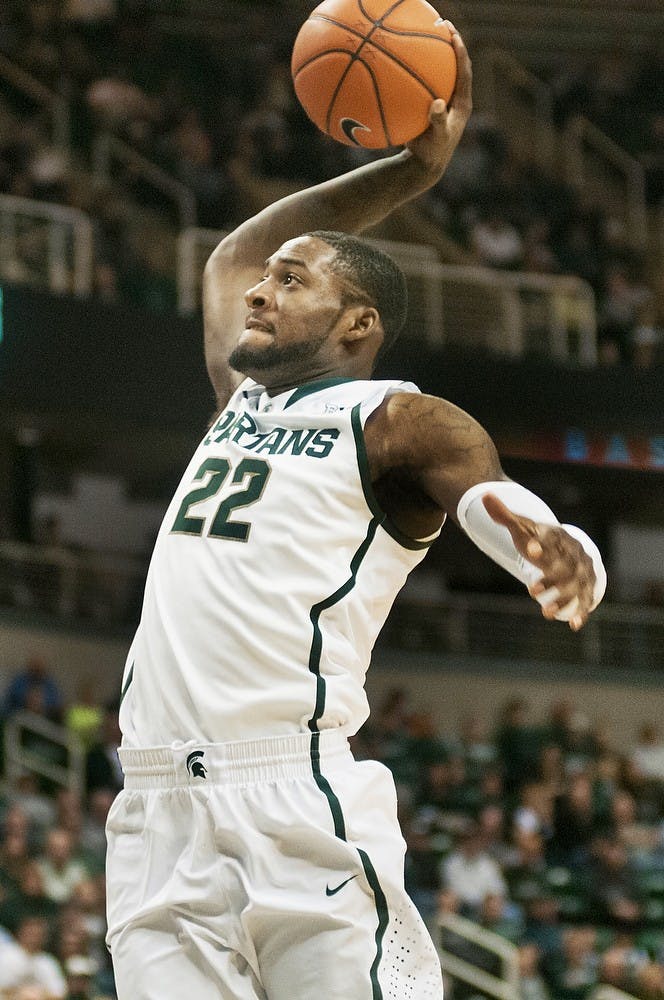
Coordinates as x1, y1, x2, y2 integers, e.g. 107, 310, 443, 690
106, 729, 443, 1000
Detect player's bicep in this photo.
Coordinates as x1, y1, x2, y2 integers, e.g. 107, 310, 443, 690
376, 394, 507, 520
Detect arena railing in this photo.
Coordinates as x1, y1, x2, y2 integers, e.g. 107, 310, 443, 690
435, 910, 520, 1000
473, 49, 648, 256
3, 710, 84, 797
0, 193, 94, 296
2, 541, 663, 673
433, 911, 641, 1000
177, 228, 597, 364
92, 132, 198, 231
563, 116, 649, 253
0, 52, 70, 150
473, 48, 556, 171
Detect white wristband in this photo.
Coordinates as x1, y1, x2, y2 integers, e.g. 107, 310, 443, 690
457, 481, 606, 620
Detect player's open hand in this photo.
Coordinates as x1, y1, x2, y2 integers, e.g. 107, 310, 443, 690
406, 24, 473, 177
482, 493, 597, 632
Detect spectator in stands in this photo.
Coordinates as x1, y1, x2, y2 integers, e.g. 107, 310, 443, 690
589, 837, 645, 931
593, 751, 621, 826
476, 891, 524, 944
5, 775, 56, 838
517, 942, 551, 1000
546, 926, 599, 1000
454, 713, 498, 783
477, 803, 518, 869
62, 952, 98, 1000
470, 208, 524, 270
65, 682, 103, 752
79, 788, 114, 871
535, 743, 567, 801
636, 959, 664, 1000
440, 820, 507, 917
436, 886, 505, 999
521, 894, 564, 973
2, 654, 64, 723
608, 789, 660, 856
495, 698, 544, 795
632, 723, 664, 782
0, 859, 59, 935
69, 878, 107, 968
631, 320, 663, 370
505, 832, 551, 909
513, 780, 555, 845
0, 914, 67, 998
84, 702, 122, 796
550, 771, 599, 867
0, 823, 31, 895
36, 828, 89, 905
598, 261, 653, 364
417, 758, 475, 836
618, 754, 664, 827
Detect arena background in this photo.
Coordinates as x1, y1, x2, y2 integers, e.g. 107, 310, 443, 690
0, 2, 663, 999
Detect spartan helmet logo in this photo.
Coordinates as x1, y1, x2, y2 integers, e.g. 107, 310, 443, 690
186, 750, 207, 779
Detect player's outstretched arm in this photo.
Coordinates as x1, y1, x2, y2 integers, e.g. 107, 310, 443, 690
203, 25, 472, 408
365, 392, 606, 631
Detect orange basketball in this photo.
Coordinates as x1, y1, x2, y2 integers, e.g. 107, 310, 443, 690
291, 0, 457, 149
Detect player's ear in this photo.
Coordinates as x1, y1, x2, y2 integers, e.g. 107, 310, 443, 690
341, 305, 381, 345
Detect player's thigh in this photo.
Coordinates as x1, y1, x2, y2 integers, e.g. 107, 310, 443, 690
112, 924, 266, 1000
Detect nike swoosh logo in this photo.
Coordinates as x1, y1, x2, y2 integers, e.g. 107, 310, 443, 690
326, 874, 359, 896
340, 117, 371, 146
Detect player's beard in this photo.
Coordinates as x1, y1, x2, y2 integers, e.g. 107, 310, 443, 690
228, 329, 331, 374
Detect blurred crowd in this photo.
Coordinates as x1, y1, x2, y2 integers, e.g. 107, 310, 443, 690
2, 653, 664, 998
0, 0, 662, 365
0, 654, 121, 999
353, 686, 664, 1000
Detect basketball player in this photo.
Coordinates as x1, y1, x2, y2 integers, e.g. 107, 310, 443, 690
106, 25, 605, 1000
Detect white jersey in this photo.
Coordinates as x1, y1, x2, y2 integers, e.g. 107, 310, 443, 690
119, 377, 438, 748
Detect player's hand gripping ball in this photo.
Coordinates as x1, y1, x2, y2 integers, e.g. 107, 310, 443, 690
291, 0, 457, 149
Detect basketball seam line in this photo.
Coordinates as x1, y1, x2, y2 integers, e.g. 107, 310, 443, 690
358, 0, 409, 29
320, 2, 399, 139
354, 0, 453, 45
294, 32, 441, 106
315, 48, 391, 146
308, 13, 454, 46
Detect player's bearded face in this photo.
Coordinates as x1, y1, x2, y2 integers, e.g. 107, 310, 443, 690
228, 327, 331, 373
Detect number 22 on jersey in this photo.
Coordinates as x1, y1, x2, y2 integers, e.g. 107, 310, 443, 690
171, 457, 271, 541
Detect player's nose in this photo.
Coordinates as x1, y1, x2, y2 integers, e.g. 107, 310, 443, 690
244, 278, 272, 308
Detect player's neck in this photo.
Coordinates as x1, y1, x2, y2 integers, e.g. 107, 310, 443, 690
261, 362, 372, 397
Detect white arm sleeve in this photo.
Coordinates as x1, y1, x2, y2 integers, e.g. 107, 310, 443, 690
457, 481, 607, 620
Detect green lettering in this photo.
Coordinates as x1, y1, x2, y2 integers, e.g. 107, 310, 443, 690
278, 429, 317, 456
255, 428, 287, 454
305, 429, 340, 459
205, 410, 235, 445
232, 413, 258, 442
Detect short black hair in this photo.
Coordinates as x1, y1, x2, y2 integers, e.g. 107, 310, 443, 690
306, 230, 408, 355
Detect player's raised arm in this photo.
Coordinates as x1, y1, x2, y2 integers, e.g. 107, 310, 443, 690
364, 392, 607, 631
203, 25, 472, 409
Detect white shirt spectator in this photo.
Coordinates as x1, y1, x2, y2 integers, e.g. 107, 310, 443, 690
441, 827, 507, 910
0, 937, 67, 997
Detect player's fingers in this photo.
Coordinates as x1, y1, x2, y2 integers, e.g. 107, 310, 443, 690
482, 494, 541, 556
428, 98, 447, 124
447, 27, 473, 113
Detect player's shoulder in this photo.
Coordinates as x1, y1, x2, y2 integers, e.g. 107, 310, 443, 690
372, 389, 464, 425
366, 390, 484, 471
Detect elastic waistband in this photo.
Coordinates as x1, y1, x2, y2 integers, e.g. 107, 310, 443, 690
119, 729, 352, 789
